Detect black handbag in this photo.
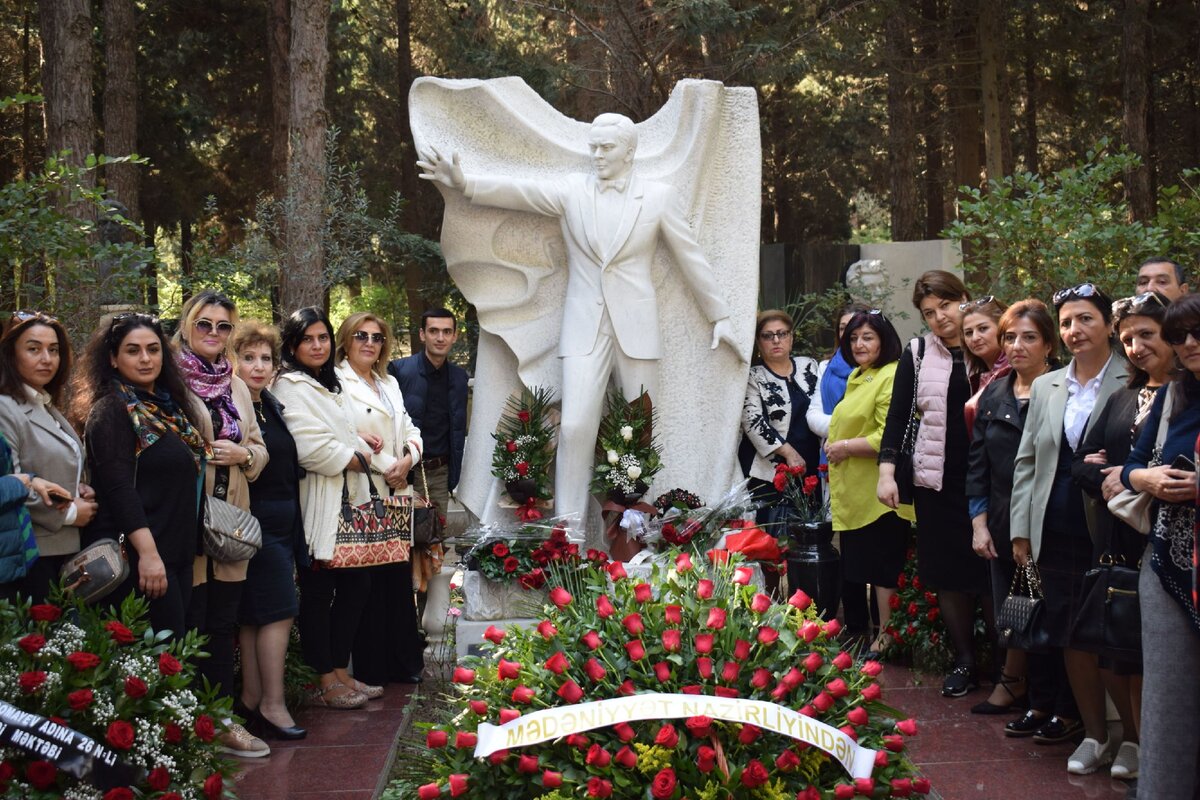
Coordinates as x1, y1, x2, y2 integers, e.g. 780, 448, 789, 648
894, 337, 924, 506
411, 459, 444, 545
1070, 554, 1142, 662
997, 561, 1050, 652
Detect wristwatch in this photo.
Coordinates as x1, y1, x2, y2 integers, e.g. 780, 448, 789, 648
241, 449, 255, 471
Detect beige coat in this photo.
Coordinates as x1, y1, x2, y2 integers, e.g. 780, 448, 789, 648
189, 375, 268, 584
335, 361, 423, 496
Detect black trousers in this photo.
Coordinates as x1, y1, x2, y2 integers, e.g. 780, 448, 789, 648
112, 555, 194, 643
297, 564, 371, 675
352, 560, 424, 684
187, 567, 243, 702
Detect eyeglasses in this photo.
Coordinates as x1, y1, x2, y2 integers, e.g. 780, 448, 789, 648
1164, 327, 1200, 346
1052, 283, 1101, 308
10, 310, 58, 325
352, 331, 386, 344
194, 318, 234, 335
959, 296, 996, 312
758, 330, 793, 342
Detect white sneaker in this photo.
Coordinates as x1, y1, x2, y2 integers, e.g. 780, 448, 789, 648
1110, 741, 1139, 779
1068, 737, 1115, 775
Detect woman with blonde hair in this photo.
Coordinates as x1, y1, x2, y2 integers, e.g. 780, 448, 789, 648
335, 312, 425, 686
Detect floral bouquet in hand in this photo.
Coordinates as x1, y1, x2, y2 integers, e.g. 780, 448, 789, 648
387, 549, 930, 799
0, 591, 235, 800
591, 389, 662, 503
492, 386, 557, 520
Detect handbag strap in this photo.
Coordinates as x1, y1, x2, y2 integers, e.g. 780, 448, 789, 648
416, 455, 436, 510
900, 338, 924, 455
341, 452, 385, 517
1102, 385, 1175, 559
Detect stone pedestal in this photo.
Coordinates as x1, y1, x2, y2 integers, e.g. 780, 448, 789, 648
462, 570, 545, 621
422, 565, 458, 662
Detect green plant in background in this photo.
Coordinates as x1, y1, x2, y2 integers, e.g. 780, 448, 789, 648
784, 269, 906, 360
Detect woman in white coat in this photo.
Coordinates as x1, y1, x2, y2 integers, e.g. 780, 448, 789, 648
335, 312, 426, 685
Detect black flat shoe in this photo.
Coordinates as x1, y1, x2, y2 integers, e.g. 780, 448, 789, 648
396, 673, 424, 685
941, 665, 979, 698
1004, 710, 1049, 737
1032, 716, 1084, 744
255, 712, 307, 741
971, 674, 1029, 715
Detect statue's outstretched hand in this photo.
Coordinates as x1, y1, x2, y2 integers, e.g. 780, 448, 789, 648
417, 148, 465, 191
710, 317, 743, 360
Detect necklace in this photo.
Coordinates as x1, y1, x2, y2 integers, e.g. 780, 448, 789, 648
253, 401, 266, 425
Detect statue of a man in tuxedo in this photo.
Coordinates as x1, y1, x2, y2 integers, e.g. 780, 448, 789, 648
419, 112, 742, 524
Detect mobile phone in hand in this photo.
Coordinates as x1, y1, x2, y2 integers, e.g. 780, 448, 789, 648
1170, 454, 1196, 473
47, 490, 73, 504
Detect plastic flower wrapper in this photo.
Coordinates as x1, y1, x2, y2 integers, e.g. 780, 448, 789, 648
459, 513, 601, 590
386, 550, 929, 799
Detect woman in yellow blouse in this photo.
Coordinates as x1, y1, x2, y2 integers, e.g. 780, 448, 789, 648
826, 310, 914, 658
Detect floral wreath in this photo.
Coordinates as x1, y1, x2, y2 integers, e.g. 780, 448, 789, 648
492, 386, 557, 521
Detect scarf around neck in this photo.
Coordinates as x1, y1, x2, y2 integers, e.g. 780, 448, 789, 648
115, 380, 210, 472
177, 346, 243, 442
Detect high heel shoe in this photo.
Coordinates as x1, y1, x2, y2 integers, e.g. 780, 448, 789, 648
254, 710, 307, 741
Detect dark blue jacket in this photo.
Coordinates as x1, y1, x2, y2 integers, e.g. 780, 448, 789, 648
0, 433, 33, 584
387, 353, 469, 491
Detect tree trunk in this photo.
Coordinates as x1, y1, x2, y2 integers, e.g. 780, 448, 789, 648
21, 5, 35, 178
1122, 0, 1153, 221
949, 0, 983, 194
919, 0, 946, 239
396, 0, 431, 345
1021, 2, 1038, 174
979, 0, 1007, 184
143, 224, 157, 307
283, 0, 330, 313
180, 217, 193, 304
885, 7, 922, 241
103, 0, 139, 222
268, 0, 289, 201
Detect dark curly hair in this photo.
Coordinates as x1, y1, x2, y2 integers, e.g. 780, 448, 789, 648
279, 307, 341, 393
0, 311, 72, 407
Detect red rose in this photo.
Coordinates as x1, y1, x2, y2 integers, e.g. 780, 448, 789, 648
738, 724, 760, 744
427, 730, 448, 748
193, 715, 215, 742
884, 734, 905, 752
696, 579, 714, 599
847, 706, 869, 725
542, 770, 563, 788
803, 652, 823, 673
583, 657, 607, 682
455, 731, 478, 748
517, 754, 539, 774
544, 651, 569, 675
862, 683, 882, 701
654, 723, 679, 748
624, 639, 645, 661
514, 461, 530, 477
733, 566, 752, 585
662, 628, 682, 652
927, 608, 940, 621
498, 659, 521, 680
618, 679, 635, 695
163, 722, 183, 744
891, 778, 913, 797
106, 720, 135, 750
104, 620, 135, 644
751, 667, 772, 689
776, 748, 801, 771
913, 777, 932, 794
499, 708, 521, 723
489, 751, 510, 765
697, 657, 713, 678
586, 744, 611, 767
697, 745, 716, 773
827, 678, 849, 698
841, 724, 858, 740
596, 595, 615, 618
483, 625, 506, 645
897, 718, 919, 736
649, 767, 676, 799
104, 788, 134, 800
740, 759, 769, 788
448, 774, 469, 797
556, 679, 584, 703
733, 639, 751, 660
549, 587, 573, 608
674, 552, 693, 572
874, 750, 889, 768
162, 794, 183, 800
29, 603, 62, 622
124, 675, 148, 698
417, 784, 440, 799
158, 652, 182, 676
812, 691, 834, 713
491, 541, 510, 557
26, 760, 56, 790
505, 440, 517, 453
888, 593, 902, 610
587, 777, 613, 798
801, 621, 821, 643
67, 650, 101, 671
606, 561, 627, 580
536, 620, 557, 639
653, 661, 671, 682
519, 568, 547, 590
664, 604, 683, 624
832, 651, 853, 670
782, 667, 804, 688
469, 700, 488, 715
18, 633, 45, 654
826, 618, 843, 636
18, 670, 46, 693
694, 633, 714, 653
854, 778, 876, 796
788, 589, 812, 610
750, 593, 771, 614
861, 660, 883, 677
68, 688, 94, 710
612, 722, 636, 742
634, 582, 652, 602
835, 785, 856, 799
147, 766, 171, 791
582, 630, 603, 650
517, 409, 531, 423
502, 555, 519, 573
622, 613, 644, 635
452, 667, 476, 684
722, 661, 741, 682
757, 625, 779, 645
566, 733, 590, 749
705, 607, 727, 629
615, 745, 638, 769
685, 716, 713, 738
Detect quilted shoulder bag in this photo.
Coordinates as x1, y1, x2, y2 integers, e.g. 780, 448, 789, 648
894, 337, 924, 506
328, 453, 413, 568
412, 458, 444, 546
996, 561, 1050, 652
203, 466, 263, 563
59, 537, 129, 604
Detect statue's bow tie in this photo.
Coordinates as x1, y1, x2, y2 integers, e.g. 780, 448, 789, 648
597, 178, 628, 193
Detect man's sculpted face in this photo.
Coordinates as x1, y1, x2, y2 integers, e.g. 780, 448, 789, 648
588, 125, 634, 181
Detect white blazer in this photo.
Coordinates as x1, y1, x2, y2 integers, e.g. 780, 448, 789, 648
335, 361, 423, 496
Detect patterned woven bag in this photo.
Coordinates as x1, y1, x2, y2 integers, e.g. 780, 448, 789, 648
328, 453, 413, 568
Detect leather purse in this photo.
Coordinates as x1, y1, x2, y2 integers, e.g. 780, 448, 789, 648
411, 459, 444, 545
996, 561, 1050, 652
328, 453, 413, 568
1070, 553, 1141, 661
202, 466, 263, 563
894, 337, 924, 506
1107, 489, 1153, 534
59, 537, 129, 604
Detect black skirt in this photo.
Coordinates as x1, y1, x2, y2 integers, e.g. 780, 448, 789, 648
839, 512, 910, 587
239, 498, 300, 626
913, 484, 989, 593
1036, 529, 1093, 649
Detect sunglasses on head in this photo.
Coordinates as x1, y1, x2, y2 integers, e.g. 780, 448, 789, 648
352, 330, 386, 344
1113, 291, 1167, 318
10, 310, 59, 326
194, 318, 234, 335
1052, 282, 1103, 308
959, 296, 995, 312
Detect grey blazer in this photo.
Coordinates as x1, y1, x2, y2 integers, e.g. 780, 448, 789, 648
1009, 354, 1129, 561
0, 392, 85, 556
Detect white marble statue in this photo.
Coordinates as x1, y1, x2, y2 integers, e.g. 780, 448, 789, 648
409, 77, 760, 542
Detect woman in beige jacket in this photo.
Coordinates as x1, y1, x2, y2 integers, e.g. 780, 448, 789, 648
175, 290, 269, 759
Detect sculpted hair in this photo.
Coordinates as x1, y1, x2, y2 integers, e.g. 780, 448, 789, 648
71, 313, 201, 429
0, 312, 72, 407
174, 289, 238, 359
839, 311, 902, 369
336, 311, 394, 377
911, 270, 968, 308
279, 307, 342, 393
591, 112, 638, 153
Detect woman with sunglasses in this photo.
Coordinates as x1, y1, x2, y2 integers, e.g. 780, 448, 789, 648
74, 313, 207, 637
1118, 293, 1200, 797
271, 307, 375, 710
967, 300, 1058, 717
335, 313, 425, 689
174, 290, 271, 759
961, 296, 1011, 436
1070, 290, 1173, 783
878, 270, 991, 697
0, 311, 97, 602
1009, 282, 1129, 773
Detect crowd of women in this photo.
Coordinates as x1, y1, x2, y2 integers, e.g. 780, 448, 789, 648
0, 295, 430, 760
741, 264, 1200, 798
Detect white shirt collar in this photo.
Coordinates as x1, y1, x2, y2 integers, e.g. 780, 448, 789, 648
1065, 354, 1112, 393
22, 383, 50, 407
